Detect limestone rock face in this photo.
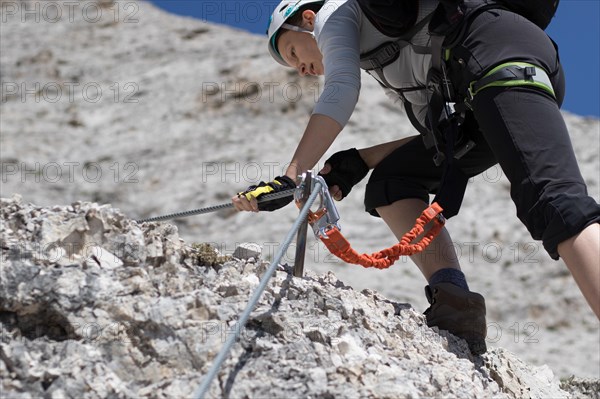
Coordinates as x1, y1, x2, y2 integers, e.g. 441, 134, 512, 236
0, 196, 574, 398
1, 0, 597, 384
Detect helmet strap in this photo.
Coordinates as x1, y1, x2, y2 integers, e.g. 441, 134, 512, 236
281, 23, 315, 37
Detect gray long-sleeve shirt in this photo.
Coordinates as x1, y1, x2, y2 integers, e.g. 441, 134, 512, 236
312, 0, 438, 128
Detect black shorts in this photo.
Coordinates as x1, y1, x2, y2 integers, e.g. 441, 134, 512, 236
364, 9, 600, 259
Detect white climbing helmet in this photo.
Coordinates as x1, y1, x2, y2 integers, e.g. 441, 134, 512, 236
266, 0, 323, 66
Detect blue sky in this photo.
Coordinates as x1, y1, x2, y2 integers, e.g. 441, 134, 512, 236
150, 0, 599, 117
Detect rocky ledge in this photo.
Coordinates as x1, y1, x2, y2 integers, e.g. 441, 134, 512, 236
0, 195, 594, 398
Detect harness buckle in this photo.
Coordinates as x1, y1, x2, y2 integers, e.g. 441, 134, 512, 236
380, 42, 400, 63
524, 66, 537, 79
367, 58, 381, 71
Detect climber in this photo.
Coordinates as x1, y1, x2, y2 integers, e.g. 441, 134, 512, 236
231, 0, 600, 355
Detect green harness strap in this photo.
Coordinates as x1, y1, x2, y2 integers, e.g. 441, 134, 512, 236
468, 62, 556, 101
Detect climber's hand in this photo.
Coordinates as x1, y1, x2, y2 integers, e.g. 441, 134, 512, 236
232, 175, 297, 212
318, 148, 369, 201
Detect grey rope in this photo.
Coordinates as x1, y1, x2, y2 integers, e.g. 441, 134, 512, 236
136, 189, 296, 223
192, 181, 323, 399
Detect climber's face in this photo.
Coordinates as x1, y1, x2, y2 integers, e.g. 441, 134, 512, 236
278, 31, 323, 76
277, 12, 324, 76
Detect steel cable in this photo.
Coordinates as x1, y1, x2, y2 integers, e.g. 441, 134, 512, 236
136, 189, 296, 223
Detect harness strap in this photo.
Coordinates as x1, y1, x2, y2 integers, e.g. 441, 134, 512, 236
366, 74, 431, 138
468, 62, 556, 100
359, 12, 434, 71
359, 11, 441, 144
430, 34, 446, 74
405, 99, 432, 138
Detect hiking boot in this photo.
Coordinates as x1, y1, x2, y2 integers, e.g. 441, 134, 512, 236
424, 282, 487, 355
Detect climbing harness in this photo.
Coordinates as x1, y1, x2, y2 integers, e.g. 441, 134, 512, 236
359, 10, 436, 141
358, 7, 475, 219
359, 0, 560, 219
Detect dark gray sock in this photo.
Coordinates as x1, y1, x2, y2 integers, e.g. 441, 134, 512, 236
428, 268, 469, 291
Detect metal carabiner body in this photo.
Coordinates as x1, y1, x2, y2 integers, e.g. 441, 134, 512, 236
294, 172, 341, 239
